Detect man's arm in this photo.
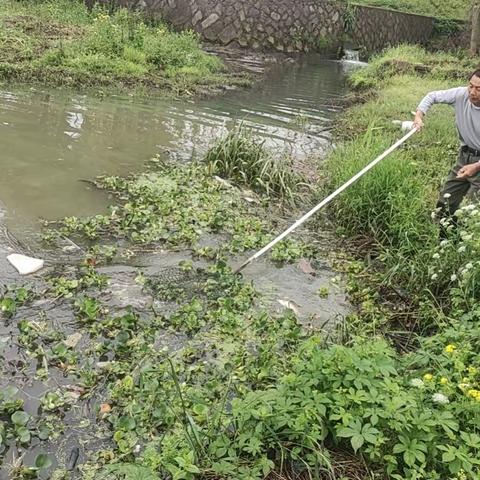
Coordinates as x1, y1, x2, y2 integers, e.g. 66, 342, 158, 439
413, 88, 462, 130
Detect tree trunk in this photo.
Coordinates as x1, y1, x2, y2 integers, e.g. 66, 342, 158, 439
470, 4, 480, 55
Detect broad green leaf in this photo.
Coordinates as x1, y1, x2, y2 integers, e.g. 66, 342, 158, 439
11, 411, 30, 426
35, 454, 53, 469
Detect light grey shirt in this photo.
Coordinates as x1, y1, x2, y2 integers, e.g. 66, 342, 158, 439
417, 87, 480, 151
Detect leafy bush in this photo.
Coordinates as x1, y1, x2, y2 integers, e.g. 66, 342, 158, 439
232, 338, 480, 479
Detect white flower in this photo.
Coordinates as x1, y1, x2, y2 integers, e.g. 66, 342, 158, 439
466, 204, 476, 211
443, 193, 451, 199
410, 378, 425, 388
466, 262, 473, 270
440, 240, 449, 247
451, 274, 457, 281
432, 393, 449, 404
431, 211, 437, 219
461, 233, 473, 241
431, 274, 438, 280
458, 245, 466, 253
432, 253, 440, 259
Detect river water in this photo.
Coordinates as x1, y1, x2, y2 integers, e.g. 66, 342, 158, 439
0, 55, 350, 241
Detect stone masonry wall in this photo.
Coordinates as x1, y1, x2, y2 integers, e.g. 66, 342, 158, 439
105, 0, 346, 52
100, 0, 436, 55
351, 4, 434, 53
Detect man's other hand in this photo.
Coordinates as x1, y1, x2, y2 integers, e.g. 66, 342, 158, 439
457, 163, 480, 178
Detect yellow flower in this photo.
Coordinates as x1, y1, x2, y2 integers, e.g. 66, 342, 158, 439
440, 377, 448, 385
423, 373, 433, 381
467, 389, 480, 398
444, 344, 456, 354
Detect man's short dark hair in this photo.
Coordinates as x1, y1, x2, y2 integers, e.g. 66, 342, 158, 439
470, 69, 480, 80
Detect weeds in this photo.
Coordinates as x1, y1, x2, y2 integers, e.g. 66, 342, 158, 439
205, 126, 304, 202
0, 0, 247, 96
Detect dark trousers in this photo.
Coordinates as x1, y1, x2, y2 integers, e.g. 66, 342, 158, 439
436, 147, 480, 237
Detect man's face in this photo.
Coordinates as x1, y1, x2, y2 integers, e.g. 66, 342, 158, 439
468, 74, 480, 106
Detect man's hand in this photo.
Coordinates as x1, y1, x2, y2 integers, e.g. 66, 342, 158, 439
413, 110, 424, 130
457, 162, 480, 178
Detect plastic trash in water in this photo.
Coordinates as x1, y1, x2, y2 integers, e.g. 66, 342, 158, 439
7, 254, 44, 275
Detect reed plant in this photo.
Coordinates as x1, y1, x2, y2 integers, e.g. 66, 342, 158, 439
205, 126, 304, 203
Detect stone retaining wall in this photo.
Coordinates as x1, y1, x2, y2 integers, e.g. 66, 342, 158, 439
351, 4, 434, 53
99, 0, 436, 54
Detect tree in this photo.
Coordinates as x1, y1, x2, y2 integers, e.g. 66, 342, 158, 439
470, 1, 480, 55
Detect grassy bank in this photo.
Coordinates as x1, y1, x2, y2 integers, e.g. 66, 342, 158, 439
324, 45, 479, 312
352, 0, 469, 19
0, 0, 250, 96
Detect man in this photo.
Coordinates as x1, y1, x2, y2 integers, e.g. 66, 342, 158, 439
414, 70, 480, 235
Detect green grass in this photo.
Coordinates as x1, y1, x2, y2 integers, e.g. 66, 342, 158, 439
0, 0, 249, 96
205, 126, 305, 203
322, 45, 478, 314
352, 0, 470, 19
348, 45, 479, 90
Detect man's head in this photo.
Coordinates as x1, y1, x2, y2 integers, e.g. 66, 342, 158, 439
468, 70, 480, 106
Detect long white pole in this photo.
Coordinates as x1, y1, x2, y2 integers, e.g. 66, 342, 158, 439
233, 127, 418, 274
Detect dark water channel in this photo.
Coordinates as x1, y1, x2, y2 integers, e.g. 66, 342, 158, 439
0, 54, 358, 477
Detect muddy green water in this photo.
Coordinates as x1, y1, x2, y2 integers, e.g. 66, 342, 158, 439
0, 55, 348, 241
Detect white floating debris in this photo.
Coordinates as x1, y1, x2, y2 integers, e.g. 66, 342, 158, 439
7, 254, 44, 275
